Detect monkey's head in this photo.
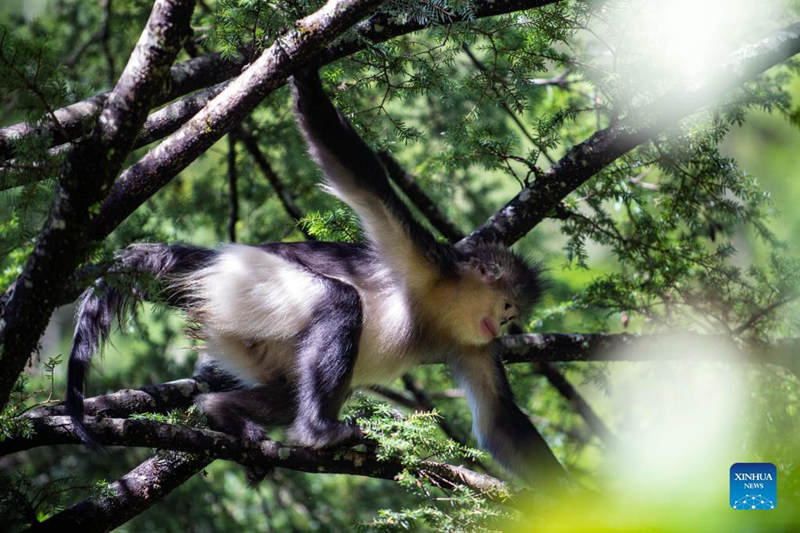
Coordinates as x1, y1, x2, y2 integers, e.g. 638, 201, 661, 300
447, 243, 543, 345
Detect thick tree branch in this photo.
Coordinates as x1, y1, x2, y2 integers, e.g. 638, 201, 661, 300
460, 21, 800, 248
30, 451, 210, 532
2, 416, 507, 496
135, 81, 230, 148
25, 332, 800, 419
314, 0, 561, 67
498, 333, 800, 371
0, 53, 240, 161
85, 0, 385, 242
0, 0, 561, 163
25, 378, 208, 419
0, 0, 196, 409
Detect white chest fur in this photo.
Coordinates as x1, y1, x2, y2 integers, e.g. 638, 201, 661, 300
351, 280, 418, 385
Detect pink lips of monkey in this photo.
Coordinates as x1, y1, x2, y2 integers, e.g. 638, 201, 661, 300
480, 317, 498, 339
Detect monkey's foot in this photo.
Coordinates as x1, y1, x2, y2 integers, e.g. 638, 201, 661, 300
289, 419, 364, 449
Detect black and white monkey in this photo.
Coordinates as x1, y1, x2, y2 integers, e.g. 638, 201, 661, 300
66, 70, 564, 484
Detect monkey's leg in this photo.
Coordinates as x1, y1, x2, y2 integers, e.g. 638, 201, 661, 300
289, 277, 363, 448
197, 379, 296, 484
196, 376, 296, 443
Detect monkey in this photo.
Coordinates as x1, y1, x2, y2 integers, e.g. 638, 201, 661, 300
66, 70, 564, 485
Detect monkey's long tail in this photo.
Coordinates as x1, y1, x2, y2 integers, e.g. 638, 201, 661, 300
66, 243, 216, 446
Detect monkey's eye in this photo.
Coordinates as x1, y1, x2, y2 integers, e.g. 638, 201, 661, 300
504, 302, 512, 310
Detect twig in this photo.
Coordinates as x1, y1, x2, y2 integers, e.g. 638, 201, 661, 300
526, 69, 573, 88
535, 362, 617, 446
378, 151, 465, 243
234, 126, 315, 240
227, 134, 239, 242
25, 378, 209, 419
65, 0, 116, 84
461, 20, 800, 248
0, 30, 70, 141
461, 43, 557, 166
734, 294, 798, 335
401, 375, 468, 446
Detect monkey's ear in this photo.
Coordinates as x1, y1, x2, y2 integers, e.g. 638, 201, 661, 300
468, 257, 502, 283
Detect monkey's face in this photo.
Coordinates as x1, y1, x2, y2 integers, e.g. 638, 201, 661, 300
434, 255, 528, 345
459, 278, 519, 345
459, 244, 543, 322
425, 275, 506, 346
478, 295, 520, 340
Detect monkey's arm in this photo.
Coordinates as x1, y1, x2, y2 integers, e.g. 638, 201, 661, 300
448, 351, 566, 486
292, 71, 457, 288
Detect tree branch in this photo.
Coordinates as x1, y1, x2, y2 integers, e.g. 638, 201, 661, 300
0, 0, 196, 410
0, 53, 241, 161
379, 151, 466, 243
85, 0, 385, 242
314, 0, 561, 67
498, 333, 800, 371
24, 331, 800, 420
24, 378, 209, 419
227, 134, 239, 242
534, 362, 617, 445
1, 81, 229, 192
135, 81, 230, 148
460, 21, 800, 248
30, 451, 210, 532
235, 126, 316, 240
2, 416, 507, 496
368, 384, 420, 410
0, 0, 562, 162
733, 294, 798, 335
